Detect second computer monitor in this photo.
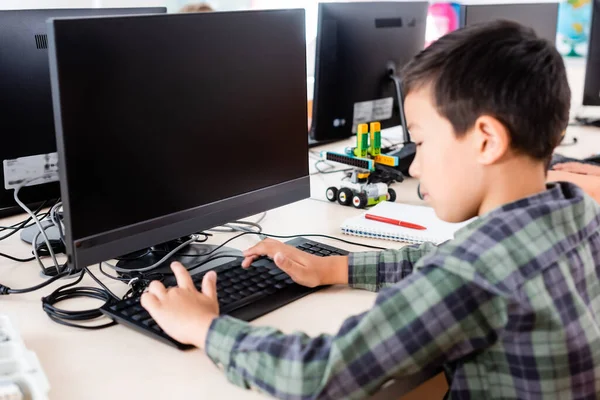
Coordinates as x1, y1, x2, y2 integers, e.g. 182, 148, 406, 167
309, 2, 428, 144
584, 0, 600, 106
0, 7, 166, 217
460, 2, 559, 44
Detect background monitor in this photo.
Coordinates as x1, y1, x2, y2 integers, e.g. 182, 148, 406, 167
460, 2, 559, 44
309, 1, 429, 146
48, 9, 309, 271
0, 7, 166, 218
583, 0, 600, 106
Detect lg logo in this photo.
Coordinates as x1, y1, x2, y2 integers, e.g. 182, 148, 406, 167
333, 119, 346, 127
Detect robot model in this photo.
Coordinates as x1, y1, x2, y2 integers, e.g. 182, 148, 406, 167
322, 122, 404, 209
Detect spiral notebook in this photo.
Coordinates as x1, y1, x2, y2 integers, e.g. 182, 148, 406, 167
341, 201, 472, 244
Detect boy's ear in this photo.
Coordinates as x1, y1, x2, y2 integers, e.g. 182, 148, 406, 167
472, 115, 510, 165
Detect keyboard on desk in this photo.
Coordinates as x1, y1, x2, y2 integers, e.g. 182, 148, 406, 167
100, 237, 348, 350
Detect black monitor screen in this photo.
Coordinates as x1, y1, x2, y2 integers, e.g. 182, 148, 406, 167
48, 10, 309, 267
584, 0, 600, 106
462, 3, 559, 43
0, 7, 166, 216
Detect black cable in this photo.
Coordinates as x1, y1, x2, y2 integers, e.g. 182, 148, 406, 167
99, 263, 129, 282
41, 268, 117, 330
0, 252, 35, 263
310, 159, 354, 176
115, 249, 152, 261
84, 266, 119, 300
0, 201, 49, 242
0, 270, 70, 295
0, 200, 48, 232
182, 230, 386, 264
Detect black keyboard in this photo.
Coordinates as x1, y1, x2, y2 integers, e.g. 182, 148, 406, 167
100, 237, 348, 350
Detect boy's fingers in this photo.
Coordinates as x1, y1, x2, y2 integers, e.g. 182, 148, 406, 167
171, 262, 194, 290
242, 238, 278, 257
202, 271, 218, 301
242, 243, 265, 257
241, 255, 259, 268
141, 292, 161, 311
147, 280, 167, 299
273, 252, 303, 276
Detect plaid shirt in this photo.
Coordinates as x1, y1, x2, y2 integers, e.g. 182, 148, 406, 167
205, 182, 600, 399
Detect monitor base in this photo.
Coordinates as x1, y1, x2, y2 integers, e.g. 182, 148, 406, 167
115, 238, 242, 276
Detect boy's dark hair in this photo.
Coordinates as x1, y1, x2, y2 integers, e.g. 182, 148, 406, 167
401, 20, 570, 161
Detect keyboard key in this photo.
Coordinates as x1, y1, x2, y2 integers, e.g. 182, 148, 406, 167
274, 273, 289, 281
265, 287, 277, 295
251, 258, 273, 268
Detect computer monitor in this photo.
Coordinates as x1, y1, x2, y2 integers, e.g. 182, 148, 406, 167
583, 0, 600, 106
460, 2, 559, 44
47, 10, 309, 272
309, 2, 429, 148
0, 7, 166, 218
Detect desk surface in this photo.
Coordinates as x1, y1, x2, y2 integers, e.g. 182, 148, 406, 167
1, 123, 599, 400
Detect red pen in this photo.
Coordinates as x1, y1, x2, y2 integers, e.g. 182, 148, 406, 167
365, 214, 427, 230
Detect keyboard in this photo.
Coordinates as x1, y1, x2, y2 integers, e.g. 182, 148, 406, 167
100, 237, 348, 350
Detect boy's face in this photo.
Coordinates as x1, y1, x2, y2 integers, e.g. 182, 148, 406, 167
406, 87, 484, 223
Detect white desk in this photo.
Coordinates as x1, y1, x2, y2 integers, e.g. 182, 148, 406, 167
0, 134, 430, 399
1, 121, 599, 399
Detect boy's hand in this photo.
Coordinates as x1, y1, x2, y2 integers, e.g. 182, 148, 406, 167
141, 262, 219, 349
241, 238, 348, 287
553, 162, 600, 177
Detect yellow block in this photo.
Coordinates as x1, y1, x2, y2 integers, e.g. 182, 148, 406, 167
374, 154, 398, 167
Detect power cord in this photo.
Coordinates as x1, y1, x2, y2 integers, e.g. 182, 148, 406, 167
310, 159, 353, 175
41, 266, 118, 330
208, 212, 267, 234
0, 269, 71, 295
103, 234, 204, 274
0, 253, 35, 263
0, 200, 50, 241
14, 177, 61, 273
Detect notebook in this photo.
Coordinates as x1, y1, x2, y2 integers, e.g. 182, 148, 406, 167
340, 201, 473, 244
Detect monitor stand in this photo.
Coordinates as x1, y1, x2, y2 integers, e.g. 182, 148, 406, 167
20, 220, 62, 245
385, 62, 416, 177
114, 236, 242, 277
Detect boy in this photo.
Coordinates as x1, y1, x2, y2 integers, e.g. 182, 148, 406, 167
141, 21, 600, 399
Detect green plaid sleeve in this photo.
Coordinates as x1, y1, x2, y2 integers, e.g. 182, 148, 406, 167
348, 242, 439, 291
204, 258, 507, 399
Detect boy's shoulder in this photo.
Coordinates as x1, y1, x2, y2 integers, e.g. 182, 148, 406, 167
420, 182, 600, 290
